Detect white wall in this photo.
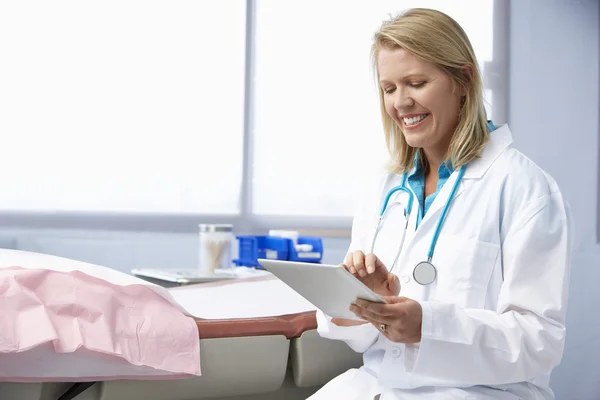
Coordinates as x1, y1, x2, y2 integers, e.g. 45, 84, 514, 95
509, 1, 599, 399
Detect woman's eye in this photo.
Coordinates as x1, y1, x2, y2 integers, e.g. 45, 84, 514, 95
383, 87, 396, 94
409, 82, 425, 88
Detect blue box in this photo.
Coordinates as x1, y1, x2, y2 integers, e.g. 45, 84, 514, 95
233, 235, 323, 268
288, 236, 323, 263
233, 235, 289, 268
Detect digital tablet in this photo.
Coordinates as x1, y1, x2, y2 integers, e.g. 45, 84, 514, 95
257, 259, 385, 321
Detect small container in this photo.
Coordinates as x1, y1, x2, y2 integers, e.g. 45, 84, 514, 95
198, 224, 234, 274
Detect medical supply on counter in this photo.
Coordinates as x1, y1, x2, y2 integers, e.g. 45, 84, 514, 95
233, 234, 323, 268
269, 230, 314, 252
132, 268, 238, 287
198, 224, 234, 274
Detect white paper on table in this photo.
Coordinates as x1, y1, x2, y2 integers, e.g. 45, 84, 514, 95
168, 278, 318, 319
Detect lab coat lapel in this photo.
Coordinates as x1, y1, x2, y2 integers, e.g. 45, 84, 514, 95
415, 124, 515, 229
463, 124, 514, 180
415, 170, 466, 231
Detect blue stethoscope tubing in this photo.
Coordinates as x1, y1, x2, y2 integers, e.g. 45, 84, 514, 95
369, 164, 467, 284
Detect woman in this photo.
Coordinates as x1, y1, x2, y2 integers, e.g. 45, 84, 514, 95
309, 8, 572, 400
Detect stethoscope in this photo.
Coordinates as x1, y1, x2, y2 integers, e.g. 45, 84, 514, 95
369, 164, 467, 285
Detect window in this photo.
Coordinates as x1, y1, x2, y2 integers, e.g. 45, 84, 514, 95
252, 0, 499, 220
0, 0, 507, 231
0, 0, 247, 215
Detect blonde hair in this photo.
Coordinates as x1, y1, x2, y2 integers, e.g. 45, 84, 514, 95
371, 8, 489, 174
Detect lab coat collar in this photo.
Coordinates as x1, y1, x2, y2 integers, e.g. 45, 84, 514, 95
412, 124, 513, 231
463, 124, 513, 179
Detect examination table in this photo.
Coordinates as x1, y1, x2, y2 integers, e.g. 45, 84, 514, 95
0, 275, 363, 400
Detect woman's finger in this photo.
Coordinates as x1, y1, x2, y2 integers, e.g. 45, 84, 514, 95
352, 250, 367, 277
350, 304, 395, 325
353, 299, 398, 316
332, 318, 368, 327
344, 252, 357, 274
364, 253, 381, 274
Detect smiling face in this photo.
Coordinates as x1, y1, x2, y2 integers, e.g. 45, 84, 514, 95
377, 47, 464, 158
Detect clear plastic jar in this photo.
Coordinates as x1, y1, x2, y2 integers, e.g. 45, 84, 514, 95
198, 224, 234, 274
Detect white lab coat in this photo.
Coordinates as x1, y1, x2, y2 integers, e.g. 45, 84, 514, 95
309, 125, 572, 400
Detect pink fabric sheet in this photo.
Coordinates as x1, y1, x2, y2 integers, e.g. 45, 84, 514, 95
0, 266, 200, 382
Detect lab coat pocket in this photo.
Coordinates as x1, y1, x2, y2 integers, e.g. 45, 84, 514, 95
429, 234, 500, 309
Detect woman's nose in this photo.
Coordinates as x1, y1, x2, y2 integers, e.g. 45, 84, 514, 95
394, 90, 414, 111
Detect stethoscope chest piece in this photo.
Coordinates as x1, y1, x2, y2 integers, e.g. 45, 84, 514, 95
373, 164, 467, 285
413, 261, 437, 285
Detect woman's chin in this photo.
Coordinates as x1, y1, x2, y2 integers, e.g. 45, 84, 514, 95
403, 135, 426, 149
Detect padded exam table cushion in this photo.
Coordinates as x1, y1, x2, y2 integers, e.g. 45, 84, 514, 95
0, 249, 200, 382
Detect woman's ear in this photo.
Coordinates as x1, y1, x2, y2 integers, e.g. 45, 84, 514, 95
460, 65, 474, 96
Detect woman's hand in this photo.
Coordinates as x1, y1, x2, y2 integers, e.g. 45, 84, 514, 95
330, 251, 400, 328
341, 250, 400, 297
349, 297, 423, 343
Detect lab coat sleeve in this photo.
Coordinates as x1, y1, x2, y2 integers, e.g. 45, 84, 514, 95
316, 309, 379, 353
409, 192, 572, 386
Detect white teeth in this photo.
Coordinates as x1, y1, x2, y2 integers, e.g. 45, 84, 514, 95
403, 114, 428, 126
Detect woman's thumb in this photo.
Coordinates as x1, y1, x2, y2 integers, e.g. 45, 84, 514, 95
388, 272, 400, 294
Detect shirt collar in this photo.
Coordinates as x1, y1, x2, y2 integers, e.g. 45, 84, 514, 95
410, 150, 454, 179
409, 120, 499, 178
